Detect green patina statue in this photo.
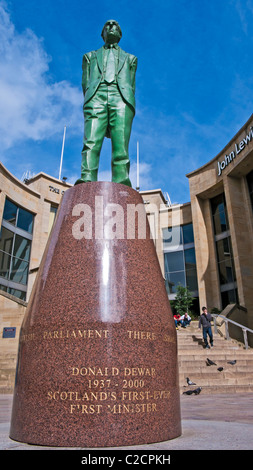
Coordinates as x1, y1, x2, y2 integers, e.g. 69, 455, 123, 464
75, 20, 137, 187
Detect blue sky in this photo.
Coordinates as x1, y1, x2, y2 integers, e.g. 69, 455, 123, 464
0, 0, 253, 203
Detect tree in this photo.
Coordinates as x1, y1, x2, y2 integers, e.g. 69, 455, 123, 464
173, 284, 194, 316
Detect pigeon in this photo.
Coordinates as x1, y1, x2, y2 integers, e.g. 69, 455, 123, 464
217, 367, 224, 372
186, 377, 196, 386
183, 387, 202, 395
206, 358, 217, 366
193, 387, 202, 395
227, 360, 236, 365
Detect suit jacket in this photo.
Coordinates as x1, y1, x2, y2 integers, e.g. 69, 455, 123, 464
82, 46, 137, 113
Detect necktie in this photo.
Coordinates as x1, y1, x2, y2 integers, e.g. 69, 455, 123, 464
105, 46, 115, 83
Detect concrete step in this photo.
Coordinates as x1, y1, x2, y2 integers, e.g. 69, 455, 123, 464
180, 384, 253, 395
177, 321, 253, 394
179, 363, 253, 373
178, 353, 253, 362
180, 371, 253, 383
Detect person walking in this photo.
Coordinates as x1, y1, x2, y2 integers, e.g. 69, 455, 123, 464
199, 306, 213, 349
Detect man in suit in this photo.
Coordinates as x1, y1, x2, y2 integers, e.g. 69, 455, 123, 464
75, 20, 137, 187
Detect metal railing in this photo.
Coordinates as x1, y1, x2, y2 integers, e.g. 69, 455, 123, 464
212, 314, 253, 350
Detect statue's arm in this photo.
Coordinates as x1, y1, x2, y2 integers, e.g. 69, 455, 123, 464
130, 56, 138, 94
82, 54, 90, 95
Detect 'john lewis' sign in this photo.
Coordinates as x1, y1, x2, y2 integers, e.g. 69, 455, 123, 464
218, 127, 253, 176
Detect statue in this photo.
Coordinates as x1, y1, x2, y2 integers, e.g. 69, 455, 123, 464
75, 20, 137, 187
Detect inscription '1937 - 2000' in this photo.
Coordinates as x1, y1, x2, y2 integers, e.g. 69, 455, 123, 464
47, 365, 171, 415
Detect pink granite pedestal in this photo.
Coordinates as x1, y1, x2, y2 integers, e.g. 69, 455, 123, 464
9, 182, 181, 447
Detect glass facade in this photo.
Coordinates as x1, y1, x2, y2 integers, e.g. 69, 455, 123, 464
163, 223, 198, 295
0, 198, 34, 300
211, 193, 238, 309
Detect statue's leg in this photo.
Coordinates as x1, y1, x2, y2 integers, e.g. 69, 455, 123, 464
108, 85, 134, 187
75, 88, 108, 185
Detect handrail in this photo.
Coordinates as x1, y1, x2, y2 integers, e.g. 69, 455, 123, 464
212, 314, 253, 349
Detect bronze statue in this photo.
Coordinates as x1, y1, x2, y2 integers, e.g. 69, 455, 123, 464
75, 20, 137, 187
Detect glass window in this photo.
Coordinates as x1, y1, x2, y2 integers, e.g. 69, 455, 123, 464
166, 271, 186, 293
0, 252, 11, 279
164, 251, 184, 273
10, 258, 29, 285
0, 226, 14, 254
3, 198, 34, 234
182, 223, 194, 245
211, 194, 226, 216
17, 207, 34, 233
3, 199, 18, 226
246, 170, 253, 211
218, 259, 236, 285
216, 237, 232, 263
184, 248, 196, 270
163, 224, 198, 296
13, 235, 31, 261
221, 289, 238, 309
163, 226, 182, 249
49, 205, 58, 233
186, 268, 198, 291
211, 194, 229, 235
210, 195, 238, 308
0, 198, 34, 301
7, 288, 26, 300
213, 211, 228, 235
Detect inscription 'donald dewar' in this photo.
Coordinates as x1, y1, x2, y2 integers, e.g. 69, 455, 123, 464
47, 365, 171, 416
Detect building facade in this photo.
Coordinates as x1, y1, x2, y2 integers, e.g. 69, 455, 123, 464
1, 114, 253, 391
187, 114, 253, 334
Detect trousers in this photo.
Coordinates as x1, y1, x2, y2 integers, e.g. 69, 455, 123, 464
79, 82, 134, 186
203, 326, 213, 346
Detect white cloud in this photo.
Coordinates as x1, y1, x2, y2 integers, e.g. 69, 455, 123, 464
130, 161, 154, 190
0, 2, 82, 151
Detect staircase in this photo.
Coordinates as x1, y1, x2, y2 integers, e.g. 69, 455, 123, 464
177, 321, 253, 394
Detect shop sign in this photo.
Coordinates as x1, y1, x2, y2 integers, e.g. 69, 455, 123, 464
218, 127, 253, 176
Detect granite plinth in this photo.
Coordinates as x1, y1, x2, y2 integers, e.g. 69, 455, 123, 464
9, 182, 181, 447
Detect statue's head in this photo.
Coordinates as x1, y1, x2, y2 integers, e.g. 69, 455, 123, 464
101, 20, 122, 45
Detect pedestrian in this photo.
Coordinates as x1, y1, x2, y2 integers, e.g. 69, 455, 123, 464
180, 312, 192, 327
198, 306, 213, 348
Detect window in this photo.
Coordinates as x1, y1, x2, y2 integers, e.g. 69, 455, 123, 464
163, 223, 198, 295
211, 193, 237, 309
0, 198, 34, 301
211, 193, 229, 235
182, 223, 194, 245
48, 205, 58, 234
163, 226, 182, 249
164, 251, 184, 273
246, 170, 253, 211
3, 199, 33, 233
